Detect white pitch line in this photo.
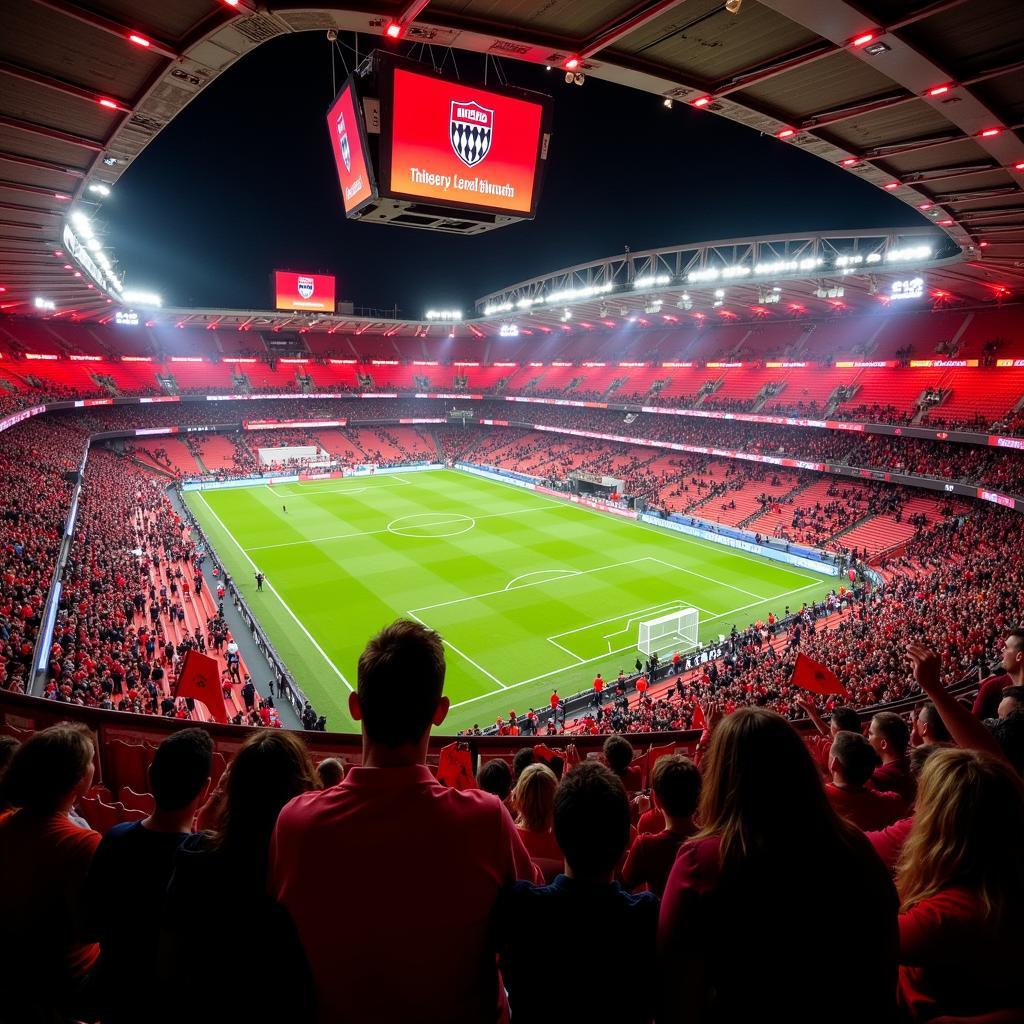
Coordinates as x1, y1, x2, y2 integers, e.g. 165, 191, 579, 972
194, 492, 355, 692
411, 557, 652, 615
546, 637, 586, 663
447, 578, 825, 711
246, 502, 557, 552
648, 556, 766, 600
406, 611, 508, 689
505, 568, 580, 591
453, 467, 824, 584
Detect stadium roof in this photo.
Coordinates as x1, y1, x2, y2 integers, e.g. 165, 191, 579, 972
1, 0, 1022, 322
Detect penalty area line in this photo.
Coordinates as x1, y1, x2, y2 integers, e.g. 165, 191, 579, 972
406, 611, 508, 690
194, 492, 354, 692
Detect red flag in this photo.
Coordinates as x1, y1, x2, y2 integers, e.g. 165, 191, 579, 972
646, 741, 677, 786
437, 742, 476, 790
790, 652, 848, 697
532, 743, 561, 766
174, 649, 229, 723
691, 704, 706, 731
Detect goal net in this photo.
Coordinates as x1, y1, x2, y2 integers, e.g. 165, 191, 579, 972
637, 607, 699, 658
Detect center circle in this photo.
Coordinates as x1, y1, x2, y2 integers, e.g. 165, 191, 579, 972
387, 512, 476, 538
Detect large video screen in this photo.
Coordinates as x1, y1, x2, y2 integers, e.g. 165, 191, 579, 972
274, 271, 336, 312
384, 65, 547, 217
326, 78, 375, 215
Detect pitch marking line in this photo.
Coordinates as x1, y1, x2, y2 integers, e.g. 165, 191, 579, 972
268, 476, 413, 498
195, 492, 355, 693
546, 637, 586, 664
447, 578, 825, 711
406, 611, 508, 690
647, 557, 766, 601
246, 502, 557, 552
505, 569, 580, 591
455, 469, 823, 585
410, 557, 652, 615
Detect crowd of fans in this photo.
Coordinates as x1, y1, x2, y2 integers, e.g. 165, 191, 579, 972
2, 619, 1023, 1022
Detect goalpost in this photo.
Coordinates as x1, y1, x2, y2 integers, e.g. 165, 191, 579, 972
637, 607, 699, 658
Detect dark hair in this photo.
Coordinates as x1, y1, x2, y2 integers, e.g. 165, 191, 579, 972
698, 708, 860, 877
553, 762, 630, 876
150, 728, 213, 812
357, 619, 446, 746
651, 754, 701, 819
871, 712, 910, 755
917, 702, 952, 742
830, 707, 860, 733
999, 686, 1024, 711
316, 757, 344, 788
0, 723, 94, 815
909, 743, 942, 778
477, 758, 513, 801
210, 731, 318, 878
988, 711, 1024, 776
830, 730, 880, 786
0, 735, 19, 778
602, 734, 635, 775
512, 747, 535, 781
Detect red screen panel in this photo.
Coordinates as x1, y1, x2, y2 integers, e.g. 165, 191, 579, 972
274, 271, 336, 312
387, 67, 545, 216
326, 81, 375, 215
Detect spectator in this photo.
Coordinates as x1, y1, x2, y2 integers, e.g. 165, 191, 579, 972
316, 757, 345, 789
0, 723, 101, 1022
997, 685, 1024, 720
511, 762, 562, 861
512, 746, 535, 781
622, 754, 701, 896
603, 733, 642, 790
896, 747, 1024, 1020
86, 727, 213, 1024
910, 702, 951, 746
268, 619, 539, 1024
658, 708, 898, 1023
497, 761, 659, 1024
477, 756, 513, 803
161, 730, 318, 1023
973, 629, 1024, 719
795, 698, 861, 771
826, 731, 907, 831
869, 712, 915, 802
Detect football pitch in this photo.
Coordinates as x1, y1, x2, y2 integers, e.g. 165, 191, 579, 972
184, 469, 836, 732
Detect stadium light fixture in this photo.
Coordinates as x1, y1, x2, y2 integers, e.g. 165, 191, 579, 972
979, 128, 1002, 138
384, 21, 402, 39
776, 128, 796, 139
692, 96, 712, 108
87, 183, 111, 196
883, 181, 900, 190
1013, 161, 1024, 171
926, 84, 951, 97
564, 57, 581, 71
937, 219, 954, 226
54, 193, 71, 201
663, 98, 673, 109
979, 240, 989, 248
840, 157, 859, 167
34, 297, 56, 311
918, 202, 933, 210
574, 72, 585, 86
121, 290, 162, 307
724, 0, 742, 13
98, 98, 121, 110
850, 31, 877, 48
128, 33, 151, 47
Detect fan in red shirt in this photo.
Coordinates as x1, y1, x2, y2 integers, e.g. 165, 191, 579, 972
269, 620, 539, 1024
0, 722, 101, 1022
896, 746, 1024, 1021
826, 731, 908, 832
622, 754, 700, 896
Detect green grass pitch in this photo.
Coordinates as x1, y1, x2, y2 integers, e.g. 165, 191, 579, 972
184, 469, 837, 733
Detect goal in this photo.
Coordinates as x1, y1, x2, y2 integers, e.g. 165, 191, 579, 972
637, 607, 699, 658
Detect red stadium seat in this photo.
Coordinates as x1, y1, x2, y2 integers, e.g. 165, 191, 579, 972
119, 786, 156, 815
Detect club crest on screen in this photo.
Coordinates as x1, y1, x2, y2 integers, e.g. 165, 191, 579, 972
450, 100, 493, 168
336, 111, 351, 172
297, 276, 315, 299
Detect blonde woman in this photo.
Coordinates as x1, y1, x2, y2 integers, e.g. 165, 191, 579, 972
896, 746, 1024, 1021
511, 761, 561, 860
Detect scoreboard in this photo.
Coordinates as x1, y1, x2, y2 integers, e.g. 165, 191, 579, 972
326, 52, 553, 235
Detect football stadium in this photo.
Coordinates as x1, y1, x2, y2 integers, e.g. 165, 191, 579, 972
1, 0, 1024, 1021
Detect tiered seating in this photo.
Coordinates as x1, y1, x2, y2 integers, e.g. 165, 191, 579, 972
195, 435, 242, 471
870, 310, 969, 359
689, 323, 750, 362
768, 366, 854, 414
712, 366, 784, 405
838, 366, 947, 418
837, 495, 946, 557
132, 439, 200, 476
931, 368, 1024, 427
800, 316, 881, 361
698, 470, 802, 528
167, 360, 235, 391
956, 305, 1024, 358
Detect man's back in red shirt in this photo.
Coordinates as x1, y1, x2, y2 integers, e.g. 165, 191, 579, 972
826, 782, 907, 832
269, 765, 539, 1024
871, 756, 915, 803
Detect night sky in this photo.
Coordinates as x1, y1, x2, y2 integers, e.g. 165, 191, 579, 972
102, 32, 925, 316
